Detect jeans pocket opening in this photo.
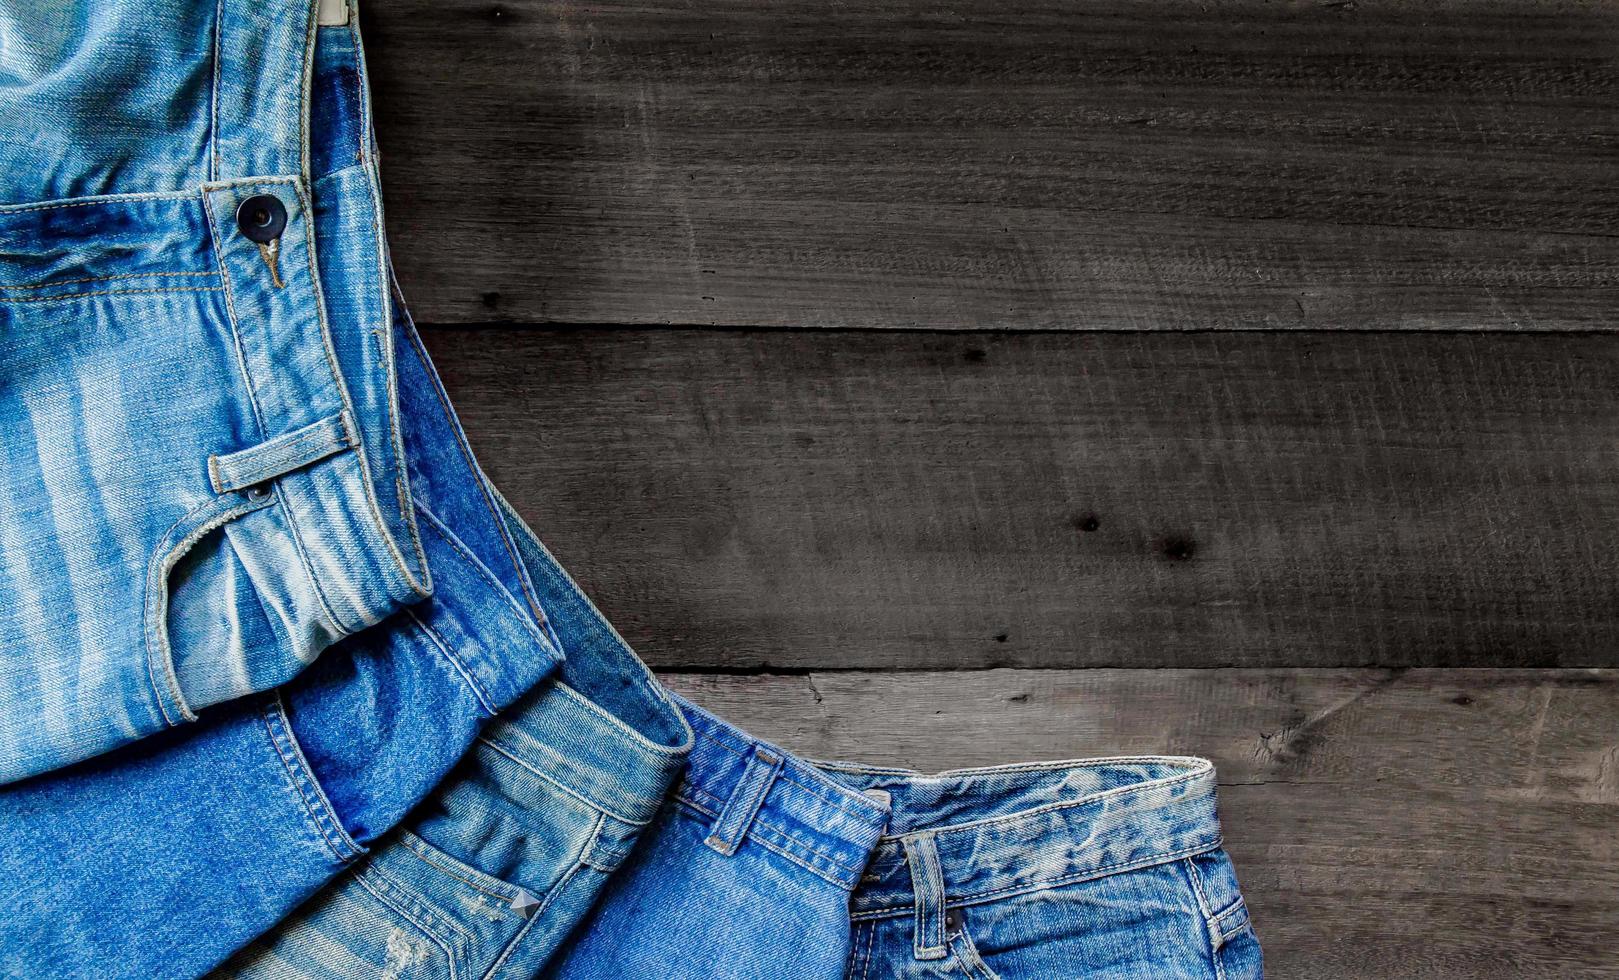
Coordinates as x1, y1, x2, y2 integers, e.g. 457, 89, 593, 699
143, 490, 280, 726
1183, 852, 1256, 971
946, 908, 1005, 980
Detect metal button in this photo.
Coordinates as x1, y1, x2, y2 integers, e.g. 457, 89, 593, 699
235, 195, 287, 244
245, 483, 272, 501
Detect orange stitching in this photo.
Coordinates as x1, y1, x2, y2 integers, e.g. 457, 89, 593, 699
0, 271, 216, 291
0, 285, 222, 303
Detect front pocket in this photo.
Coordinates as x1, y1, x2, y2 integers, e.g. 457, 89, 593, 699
145, 491, 282, 725
946, 908, 1005, 980
214, 866, 458, 980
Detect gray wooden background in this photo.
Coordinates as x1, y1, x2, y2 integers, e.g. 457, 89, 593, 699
362, 1, 1619, 976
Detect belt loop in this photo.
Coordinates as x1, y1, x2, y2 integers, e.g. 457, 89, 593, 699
704, 746, 783, 857
903, 832, 948, 960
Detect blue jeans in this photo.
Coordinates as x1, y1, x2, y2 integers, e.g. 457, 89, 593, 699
0, 299, 566, 979
215, 498, 692, 980
544, 697, 1263, 979
0, 0, 432, 781
834, 758, 1263, 979
0, 18, 625, 975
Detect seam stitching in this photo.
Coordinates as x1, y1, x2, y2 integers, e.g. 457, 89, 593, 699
406, 608, 499, 716
260, 698, 359, 863
0, 190, 195, 213
273, 483, 348, 636
141, 494, 272, 726
475, 735, 646, 827
851, 837, 1226, 920
479, 818, 599, 980
874, 768, 1213, 844
1, 286, 223, 304
290, 175, 429, 603
703, 736, 879, 819
679, 785, 865, 876
208, 0, 222, 180
0, 271, 217, 291
398, 835, 520, 905
675, 794, 860, 888
351, 871, 463, 979
360, 857, 476, 949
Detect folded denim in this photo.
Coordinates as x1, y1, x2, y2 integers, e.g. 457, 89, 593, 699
0, 1, 432, 781
541, 695, 893, 979
215, 497, 693, 980
0, 288, 562, 978
833, 758, 1263, 979
545, 699, 1263, 979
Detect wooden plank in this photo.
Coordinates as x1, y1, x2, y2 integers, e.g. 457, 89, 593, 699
365, 0, 1619, 329
424, 326, 1619, 670
661, 667, 1619, 979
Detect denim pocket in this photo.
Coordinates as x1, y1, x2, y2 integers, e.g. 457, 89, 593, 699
0, 186, 430, 782
216, 859, 462, 980
1184, 850, 1264, 980
945, 909, 1004, 980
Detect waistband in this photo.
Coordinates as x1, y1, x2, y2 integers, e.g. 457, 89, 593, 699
477, 682, 686, 830
669, 694, 889, 890
480, 491, 693, 826
834, 757, 1222, 922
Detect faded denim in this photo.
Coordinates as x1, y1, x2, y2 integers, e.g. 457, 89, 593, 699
0, 0, 433, 781
214, 495, 692, 980
542, 696, 890, 980
546, 699, 1262, 979
0, 17, 579, 979
0, 291, 562, 980
834, 758, 1263, 979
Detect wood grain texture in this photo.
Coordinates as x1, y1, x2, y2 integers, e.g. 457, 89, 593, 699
425, 326, 1619, 670
662, 668, 1619, 979
365, 0, 1619, 329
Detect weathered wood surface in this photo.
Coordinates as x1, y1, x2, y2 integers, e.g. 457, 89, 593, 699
369, 2, 1617, 974
663, 668, 1619, 979
424, 326, 1619, 670
366, 0, 1619, 330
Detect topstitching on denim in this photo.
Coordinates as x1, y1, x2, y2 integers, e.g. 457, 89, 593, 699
668, 695, 889, 891
843, 757, 1224, 921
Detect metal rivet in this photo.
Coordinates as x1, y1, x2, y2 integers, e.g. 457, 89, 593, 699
509, 888, 540, 918
945, 907, 963, 934
245, 483, 272, 501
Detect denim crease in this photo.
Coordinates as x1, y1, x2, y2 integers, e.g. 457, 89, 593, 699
0, 0, 431, 781
544, 700, 1264, 979
214, 495, 694, 980
833, 757, 1264, 979
0, 12, 569, 977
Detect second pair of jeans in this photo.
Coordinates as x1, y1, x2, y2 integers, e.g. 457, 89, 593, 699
546, 697, 1263, 979
216, 501, 692, 980
235, 681, 1263, 979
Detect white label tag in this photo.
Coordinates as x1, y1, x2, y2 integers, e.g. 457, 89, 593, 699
317, 0, 348, 27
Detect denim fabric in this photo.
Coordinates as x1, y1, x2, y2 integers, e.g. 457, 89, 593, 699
547, 701, 1262, 979
0, 19, 573, 976
0, 287, 562, 980
542, 696, 892, 980
834, 759, 1263, 980
214, 498, 693, 980
0, 0, 432, 781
